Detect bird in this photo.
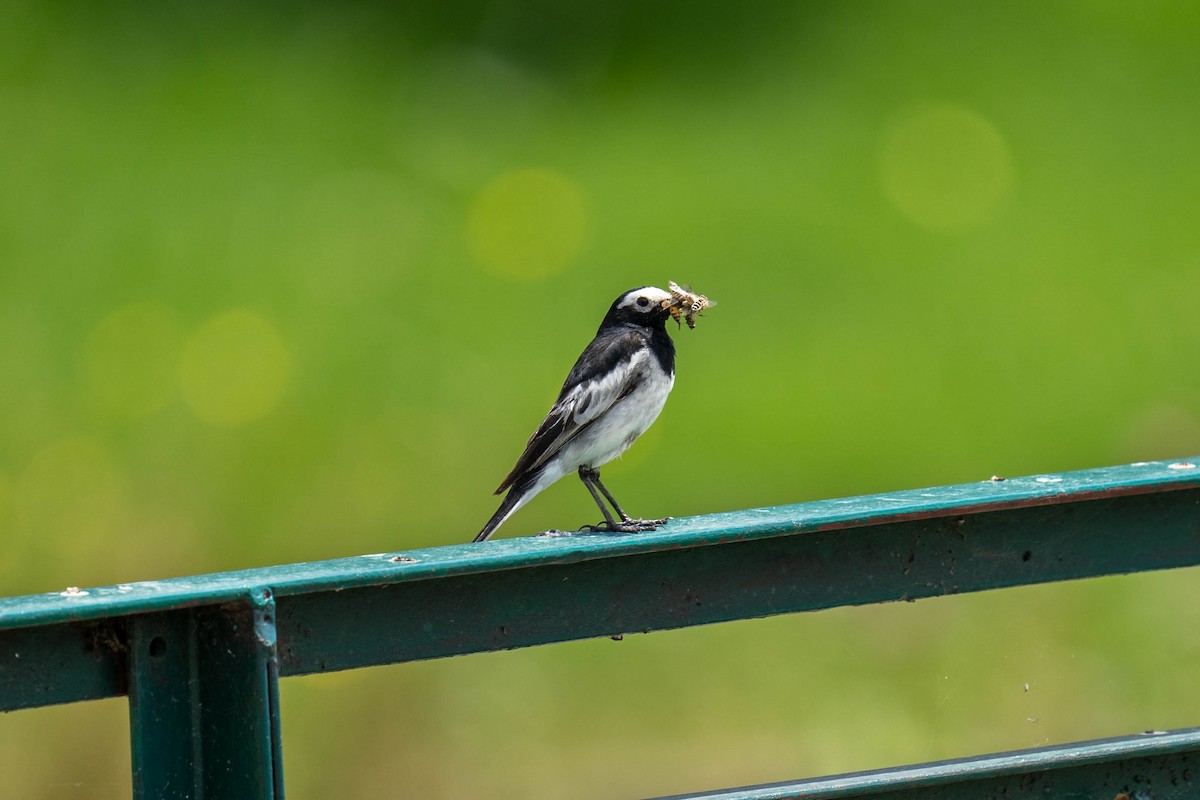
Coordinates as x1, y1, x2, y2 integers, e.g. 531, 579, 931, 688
474, 285, 691, 542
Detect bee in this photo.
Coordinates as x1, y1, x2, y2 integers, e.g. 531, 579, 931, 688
664, 281, 715, 329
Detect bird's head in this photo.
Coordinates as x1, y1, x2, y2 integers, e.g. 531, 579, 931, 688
602, 286, 675, 329
600, 284, 714, 331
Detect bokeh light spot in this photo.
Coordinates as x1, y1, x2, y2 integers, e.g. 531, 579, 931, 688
84, 301, 183, 417
16, 437, 124, 548
179, 310, 291, 426
879, 104, 1014, 231
468, 168, 588, 281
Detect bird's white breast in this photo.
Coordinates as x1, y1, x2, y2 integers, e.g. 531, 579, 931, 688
562, 355, 674, 471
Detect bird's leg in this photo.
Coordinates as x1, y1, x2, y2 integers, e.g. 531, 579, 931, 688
578, 466, 620, 530
578, 466, 668, 532
592, 470, 669, 528
589, 471, 631, 521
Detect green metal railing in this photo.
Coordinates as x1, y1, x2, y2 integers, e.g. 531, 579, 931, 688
3, 457, 1200, 798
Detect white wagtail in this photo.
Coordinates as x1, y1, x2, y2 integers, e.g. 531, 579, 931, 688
473, 285, 707, 542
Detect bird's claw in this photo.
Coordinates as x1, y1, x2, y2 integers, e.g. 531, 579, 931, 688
580, 517, 670, 534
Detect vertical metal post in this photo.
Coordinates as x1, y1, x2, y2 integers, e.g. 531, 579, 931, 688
128, 610, 200, 798
128, 589, 284, 799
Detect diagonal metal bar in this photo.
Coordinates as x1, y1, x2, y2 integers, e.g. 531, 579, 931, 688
2, 457, 1199, 709
652, 727, 1200, 799
276, 483, 1200, 674
2, 457, 1199, 800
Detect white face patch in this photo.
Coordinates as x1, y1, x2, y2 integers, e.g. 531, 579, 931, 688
617, 286, 673, 314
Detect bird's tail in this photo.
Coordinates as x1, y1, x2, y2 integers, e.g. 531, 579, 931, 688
473, 475, 537, 542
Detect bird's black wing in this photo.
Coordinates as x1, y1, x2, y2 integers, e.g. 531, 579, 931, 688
494, 327, 649, 494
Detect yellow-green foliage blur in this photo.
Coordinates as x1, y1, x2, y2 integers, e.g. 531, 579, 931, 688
3, 2, 1200, 798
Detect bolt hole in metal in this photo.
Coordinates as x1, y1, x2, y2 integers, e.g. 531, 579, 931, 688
149, 636, 168, 658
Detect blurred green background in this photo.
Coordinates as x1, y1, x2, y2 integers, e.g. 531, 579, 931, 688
3, 1, 1200, 797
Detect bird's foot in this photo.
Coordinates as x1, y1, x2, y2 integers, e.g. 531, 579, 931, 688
581, 517, 670, 534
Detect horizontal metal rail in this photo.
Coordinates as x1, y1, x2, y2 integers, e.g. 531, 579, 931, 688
657, 727, 1200, 799
2, 457, 1199, 798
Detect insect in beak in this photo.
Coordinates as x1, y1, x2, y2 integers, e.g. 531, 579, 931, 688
665, 281, 714, 329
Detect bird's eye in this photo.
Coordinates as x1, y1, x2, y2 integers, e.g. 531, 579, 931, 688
636, 296, 650, 307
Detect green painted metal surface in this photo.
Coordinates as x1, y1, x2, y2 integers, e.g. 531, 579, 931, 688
1, 456, 1199, 798
127, 594, 284, 800
656, 727, 1200, 799
0, 620, 123, 710
128, 611, 199, 797
2, 458, 1198, 634
4, 457, 1198, 698
277, 485, 1200, 675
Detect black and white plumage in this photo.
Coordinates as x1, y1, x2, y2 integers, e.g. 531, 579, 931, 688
474, 286, 681, 542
